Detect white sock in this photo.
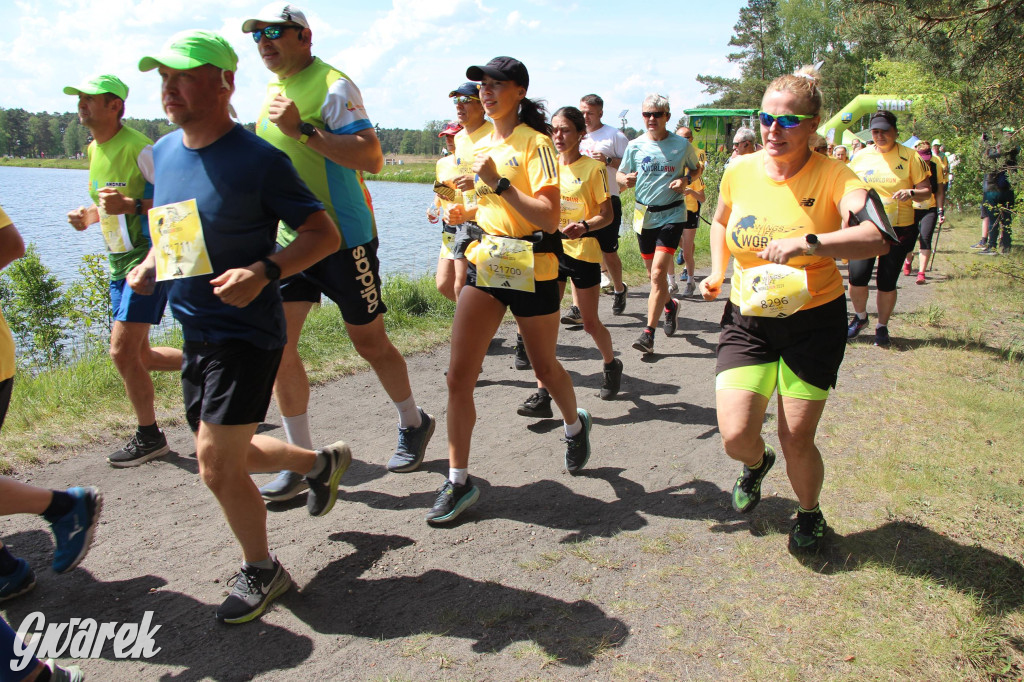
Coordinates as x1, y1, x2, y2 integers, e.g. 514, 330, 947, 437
395, 395, 421, 429
855, 312, 867, 320
876, 323, 887, 330
449, 467, 468, 485
613, 288, 625, 294
281, 412, 313, 450
564, 417, 582, 438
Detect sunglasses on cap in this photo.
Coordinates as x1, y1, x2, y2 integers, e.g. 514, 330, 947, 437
251, 25, 303, 42
642, 111, 666, 119
759, 112, 814, 129
452, 95, 479, 104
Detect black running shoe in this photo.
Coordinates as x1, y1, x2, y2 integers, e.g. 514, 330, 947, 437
514, 333, 531, 370
425, 477, 480, 525
611, 284, 628, 315
387, 409, 435, 473
663, 298, 679, 336
216, 559, 292, 624
873, 325, 891, 347
600, 359, 623, 400
107, 431, 169, 467
788, 507, 829, 554
731, 445, 776, 513
560, 305, 582, 325
563, 408, 592, 474
847, 314, 868, 339
632, 329, 655, 355
306, 441, 352, 517
517, 391, 553, 418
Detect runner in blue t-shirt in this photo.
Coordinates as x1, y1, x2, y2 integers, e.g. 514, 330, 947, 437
129, 29, 348, 625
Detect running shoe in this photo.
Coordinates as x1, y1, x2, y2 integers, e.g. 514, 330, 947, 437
977, 247, 999, 256
633, 329, 655, 355
514, 333, 531, 370
680, 267, 688, 282
675, 249, 684, 266
847, 314, 868, 339
517, 391, 553, 418
683, 276, 697, 298
970, 239, 988, 249
731, 445, 776, 513
902, 259, 912, 276
916, 272, 926, 285
788, 507, 829, 554
0, 557, 35, 602
663, 298, 679, 336
306, 441, 352, 517
600, 358, 623, 400
873, 325, 891, 347
560, 305, 583, 325
425, 477, 479, 525
51, 486, 102, 574
216, 558, 292, 624
611, 284, 628, 315
387, 409, 435, 473
259, 471, 308, 502
563, 408, 592, 474
107, 430, 169, 467
44, 660, 84, 682
667, 275, 678, 295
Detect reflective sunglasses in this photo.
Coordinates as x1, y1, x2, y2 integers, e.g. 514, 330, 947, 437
641, 111, 667, 119
452, 96, 479, 104
758, 112, 814, 129
251, 25, 303, 42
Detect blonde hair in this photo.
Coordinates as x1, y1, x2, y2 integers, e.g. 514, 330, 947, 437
643, 93, 670, 115
764, 65, 823, 117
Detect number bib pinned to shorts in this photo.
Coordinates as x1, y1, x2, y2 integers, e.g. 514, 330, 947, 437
476, 233, 534, 292
735, 263, 812, 318
632, 203, 647, 234
98, 208, 133, 254
439, 230, 456, 260
150, 199, 214, 282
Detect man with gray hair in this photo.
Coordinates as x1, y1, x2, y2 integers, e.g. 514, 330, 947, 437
731, 127, 757, 157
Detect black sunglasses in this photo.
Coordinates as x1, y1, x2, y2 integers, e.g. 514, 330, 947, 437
251, 25, 303, 43
642, 111, 667, 119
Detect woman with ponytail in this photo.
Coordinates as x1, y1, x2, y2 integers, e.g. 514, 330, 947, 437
700, 65, 892, 554
424, 57, 593, 526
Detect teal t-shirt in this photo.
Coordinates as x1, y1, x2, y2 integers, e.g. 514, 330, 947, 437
256, 57, 377, 249
87, 125, 155, 280
619, 132, 700, 229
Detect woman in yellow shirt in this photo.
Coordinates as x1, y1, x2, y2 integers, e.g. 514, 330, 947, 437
700, 66, 892, 554
426, 57, 592, 526
518, 105, 618, 418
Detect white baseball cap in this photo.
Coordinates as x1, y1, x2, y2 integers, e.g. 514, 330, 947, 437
241, 3, 310, 33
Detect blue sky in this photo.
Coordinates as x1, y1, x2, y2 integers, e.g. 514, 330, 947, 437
0, 0, 745, 130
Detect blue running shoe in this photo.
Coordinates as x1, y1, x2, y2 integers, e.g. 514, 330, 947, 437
51, 486, 102, 574
0, 557, 35, 602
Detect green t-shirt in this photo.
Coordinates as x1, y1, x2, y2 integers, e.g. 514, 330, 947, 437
87, 126, 155, 280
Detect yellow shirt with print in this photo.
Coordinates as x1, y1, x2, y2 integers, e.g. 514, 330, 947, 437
720, 151, 867, 310
849, 143, 930, 227
913, 158, 947, 210
560, 156, 610, 264
685, 148, 707, 214
0, 206, 15, 381
470, 123, 561, 281
453, 121, 494, 181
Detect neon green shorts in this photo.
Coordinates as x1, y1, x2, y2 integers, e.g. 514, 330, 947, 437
716, 359, 830, 401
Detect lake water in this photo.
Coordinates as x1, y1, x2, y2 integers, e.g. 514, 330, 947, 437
0, 166, 438, 285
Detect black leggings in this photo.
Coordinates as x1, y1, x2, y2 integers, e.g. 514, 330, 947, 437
848, 224, 919, 292
915, 208, 938, 250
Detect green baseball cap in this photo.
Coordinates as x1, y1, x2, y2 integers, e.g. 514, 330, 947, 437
63, 75, 129, 100
138, 29, 238, 73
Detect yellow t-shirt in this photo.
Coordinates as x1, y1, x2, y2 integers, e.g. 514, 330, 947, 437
560, 156, 610, 263
434, 155, 461, 216
685, 149, 707, 213
0, 206, 15, 381
849, 143, 930, 227
469, 123, 561, 281
913, 158, 947, 210
720, 151, 867, 310
452, 121, 494, 180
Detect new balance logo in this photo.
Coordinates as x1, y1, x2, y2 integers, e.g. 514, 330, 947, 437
799, 198, 816, 207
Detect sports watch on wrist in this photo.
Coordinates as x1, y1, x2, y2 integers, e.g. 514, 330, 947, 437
260, 258, 281, 281
803, 233, 820, 256
494, 177, 511, 196
298, 122, 317, 145
134, 199, 144, 216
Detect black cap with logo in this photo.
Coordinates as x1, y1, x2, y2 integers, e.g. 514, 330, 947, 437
466, 56, 529, 90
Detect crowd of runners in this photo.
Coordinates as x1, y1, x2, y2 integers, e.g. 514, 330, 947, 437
0, 2, 1002, 674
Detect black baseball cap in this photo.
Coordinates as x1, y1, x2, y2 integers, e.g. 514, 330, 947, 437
869, 110, 898, 131
466, 56, 529, 89
449, 82, 479, 98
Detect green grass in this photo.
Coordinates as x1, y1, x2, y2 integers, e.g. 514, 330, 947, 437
364, 163, 435, 184
0, 157, 88, 170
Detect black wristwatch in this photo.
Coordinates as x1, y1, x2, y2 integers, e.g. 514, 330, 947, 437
494, 177, 511, 196
804, 233, 820, 256
260, 257, 281, 281
134, 199, 144, 216
298, 122, 317, 145
581, 220, 590, 233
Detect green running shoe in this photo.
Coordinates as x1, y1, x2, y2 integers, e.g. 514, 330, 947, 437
731, 445, 776, 513
788, 507, 829, 554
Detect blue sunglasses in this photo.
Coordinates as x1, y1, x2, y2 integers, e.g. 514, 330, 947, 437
251, 25, 303, 42
759, 112, 815, 129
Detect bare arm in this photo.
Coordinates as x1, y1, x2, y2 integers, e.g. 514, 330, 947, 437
699, 197, 732, 301
267, 95, 384, 173
562, 198, 613, 239
0, 223, 26, 271
474, 155, 560, 232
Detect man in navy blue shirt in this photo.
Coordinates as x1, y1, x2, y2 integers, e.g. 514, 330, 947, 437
129, 29, 345, 625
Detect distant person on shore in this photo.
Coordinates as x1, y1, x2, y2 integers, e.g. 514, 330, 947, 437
242, 3, 434, 494
63, 74, 182, 468
579, 94, 630, 315
427, 120, 466, 301
131, 29, 348, 624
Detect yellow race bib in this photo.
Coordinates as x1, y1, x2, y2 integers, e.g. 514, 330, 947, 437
735, 263, 812, 318
150, 199, 214, 282
476, 233, 534, 292
633, 203, 647, 234
439, 230, 456, 260
98, 208, 133, 254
